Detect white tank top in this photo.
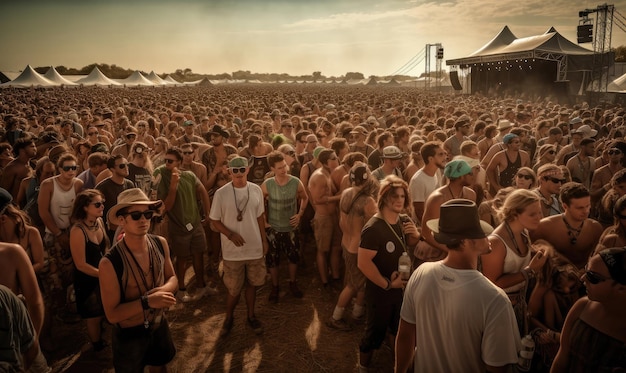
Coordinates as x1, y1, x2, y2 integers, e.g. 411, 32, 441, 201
489, 233, 531, 293
47, 178, 76, 232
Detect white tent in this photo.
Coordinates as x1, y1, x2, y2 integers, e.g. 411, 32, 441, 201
0, 65, 56, 88
75, 67, 121, 86
43, 66, 77, 86
608, 72, 626, 91
118, 71, 155, 86
146, 71, 169, 85
163, 75, 182, 85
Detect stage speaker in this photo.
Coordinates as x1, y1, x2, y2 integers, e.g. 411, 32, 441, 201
450, 71, 463, 90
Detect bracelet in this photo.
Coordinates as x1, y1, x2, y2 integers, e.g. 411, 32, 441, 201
383, 277, 391, 291
140, 294, 150, 310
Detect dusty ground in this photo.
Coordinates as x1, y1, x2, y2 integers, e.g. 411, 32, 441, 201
46, 245, 395, 373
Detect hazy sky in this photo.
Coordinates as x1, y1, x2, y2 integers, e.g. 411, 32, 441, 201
2, 0, 626, 77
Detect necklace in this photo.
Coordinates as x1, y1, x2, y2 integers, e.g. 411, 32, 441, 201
378, 214, 407, 253
504, 222, 528, 257
447, 184, 463, 199
562, 215, 584, 246
123, 241, 154, 329
84, 219, 99, 231
232, 183, 250, 222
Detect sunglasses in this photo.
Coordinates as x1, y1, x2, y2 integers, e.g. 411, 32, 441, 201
517, 174, 533, 180
183, 151, 194, 155
286, 151, 296, 157
91, 201, 105, 208
62, 165, 78, 171
88, 132, 98, 136
124, 210, 156, 221
283, 125, 293, 128
165, 159, 176, 164
584, 267, 609, 284
117, 163, 128, 169
608, 149, 622, 155
230, 167, 246, 174
126, 134, 137, 139
545, 176, 566, 184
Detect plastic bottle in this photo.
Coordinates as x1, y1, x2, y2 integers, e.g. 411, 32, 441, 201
398, 252, 411, 280
517, 334, 535, 371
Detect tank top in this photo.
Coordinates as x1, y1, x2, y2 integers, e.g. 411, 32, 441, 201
266, 177, 299, 232
489, 233, 531, 293
73, 223, 107, 294
499, 152, 521, 187
48, 178, 76, 232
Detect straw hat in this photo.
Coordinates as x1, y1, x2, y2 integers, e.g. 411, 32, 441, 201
107, 188, 163, 225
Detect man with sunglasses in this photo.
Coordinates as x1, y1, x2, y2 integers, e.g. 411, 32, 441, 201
210, 156, 268, 336
202, 125, 238, 193
38, 154, 84, 324
531, 182, 603, 270
158, 148, 214, 303
443, 116, 471, 157
111, 127, 138, 159
96, 154, 135, 243
535, 164, 564, 217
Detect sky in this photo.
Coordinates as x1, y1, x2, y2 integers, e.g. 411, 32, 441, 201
2, 0, 626, 77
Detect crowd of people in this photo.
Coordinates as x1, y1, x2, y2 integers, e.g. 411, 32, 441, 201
0, 84, 625, 372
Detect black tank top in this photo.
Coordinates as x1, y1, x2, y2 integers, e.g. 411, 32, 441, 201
500, 151, 521, 187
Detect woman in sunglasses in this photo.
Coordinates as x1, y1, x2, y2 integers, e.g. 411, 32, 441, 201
533, 144, 557, 174
514, 167, 537, 190
69, 189, 110, 352
551, 247, 626, 372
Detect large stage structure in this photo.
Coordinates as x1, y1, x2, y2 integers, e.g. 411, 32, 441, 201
446, 26, 612, 98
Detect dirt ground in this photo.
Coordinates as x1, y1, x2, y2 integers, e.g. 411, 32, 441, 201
46, 244, 396, 373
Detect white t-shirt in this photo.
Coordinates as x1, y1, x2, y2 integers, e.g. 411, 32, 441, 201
209, 182, 264, 261
409, 168, 440, 203
400, 261, 521, 372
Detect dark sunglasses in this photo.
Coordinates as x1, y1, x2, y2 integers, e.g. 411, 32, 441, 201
117, 163, 128, 169
126, 134, 137, 139
165, 159, 176, 164
282, 125, 293, 128
517, 174, 533, 180
91, 201, 105, 208
545, 176, 566, 184
183, 151, 194, 155
584, 267, 609, 284
230, 167, 246, 174
88, 132, 98, 136
62, 165, 78, 171
124, 210, 155, 221
608, 149, 622, 155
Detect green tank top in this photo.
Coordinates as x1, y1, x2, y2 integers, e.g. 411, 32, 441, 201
266, 176, 299, 232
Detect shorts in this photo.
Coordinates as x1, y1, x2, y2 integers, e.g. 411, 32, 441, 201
222, 258, 266, 297
265, 228, 299, 268
343, 247, 366, 292
112, 318, 176, 372
167, 224, 206, 258
312, 214, 341, 253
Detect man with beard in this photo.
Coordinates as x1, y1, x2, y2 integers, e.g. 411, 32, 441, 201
566, 138, 596, 189
534, 164, 565, 217
408, 142, 446, 225
203, 125, 238, 192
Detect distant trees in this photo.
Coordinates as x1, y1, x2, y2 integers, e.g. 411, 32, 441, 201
345, 72, 364, 80
615, 45, 626, 62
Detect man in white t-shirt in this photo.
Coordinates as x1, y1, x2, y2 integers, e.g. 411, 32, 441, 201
408, 141, 446, 224
209, 156, 268, 337
395, 199, 521, 373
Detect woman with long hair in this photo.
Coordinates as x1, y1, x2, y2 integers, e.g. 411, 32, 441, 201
0, 203, 45, 274
69, 189, 109, 351
150, 136, 170, 169
482, 189, 548, 333
514, 167, 537, 190
533, 144, 557, 173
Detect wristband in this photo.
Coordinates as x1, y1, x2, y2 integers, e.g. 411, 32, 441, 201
383, 277, 391, 291
140, 294, 150, 310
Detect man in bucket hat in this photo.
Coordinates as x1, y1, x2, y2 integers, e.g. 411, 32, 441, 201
99, 188, 178, 372
395, 199, 521, 372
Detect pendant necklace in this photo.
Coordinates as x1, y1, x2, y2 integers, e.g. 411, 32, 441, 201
123, 241, 155, 329
447, 184, 463, 199
232, 183, 250, 221
562, 215, 584, 246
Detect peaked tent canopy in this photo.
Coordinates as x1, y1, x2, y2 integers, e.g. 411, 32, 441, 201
163, 75, 181, 85
0, 65, 56, 88
43, 66, 77, 86
118, 71, 155, 86
608, 72, 626, 91
146, 71, 169, 85
75, 67, 121, 86
446, 26, 602, 96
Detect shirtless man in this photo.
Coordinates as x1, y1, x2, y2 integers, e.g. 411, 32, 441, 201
486, 133, 530, 193
418, 159, 476, 265
327, 163, 377, 330
203, 125, 238, 192
531, 182, 603, 269
0, 136, 36, 199
308, 149, 342, 287
99, 188, 177, 371
566, 138, 596, 189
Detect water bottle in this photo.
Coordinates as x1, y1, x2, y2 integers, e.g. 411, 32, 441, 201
517, 334, 535, 371
398, 252, 411, 280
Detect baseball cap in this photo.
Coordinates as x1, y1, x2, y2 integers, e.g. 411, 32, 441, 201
228, 156, 248, 168
444, 159, 472, 178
